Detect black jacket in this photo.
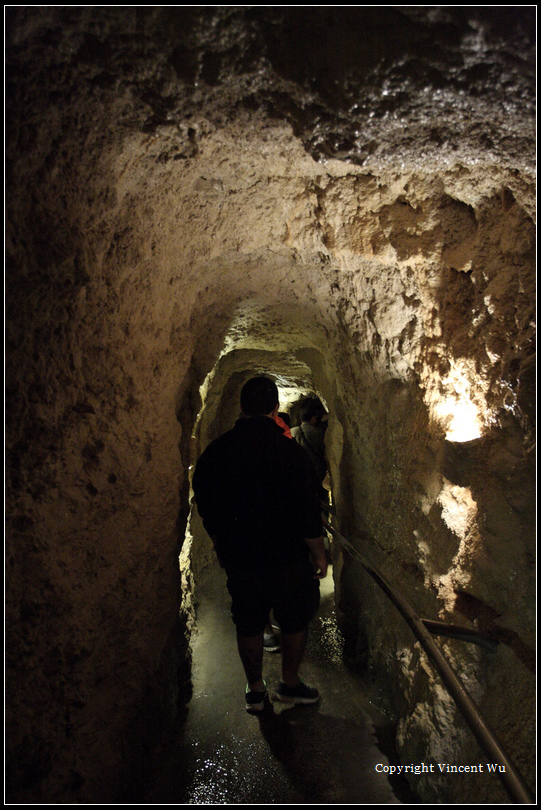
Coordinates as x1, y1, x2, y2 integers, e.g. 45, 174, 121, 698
192, 415, 323, 571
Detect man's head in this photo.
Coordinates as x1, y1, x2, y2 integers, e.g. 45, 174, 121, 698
240, 376, 279, 417
300, 404, 321, 425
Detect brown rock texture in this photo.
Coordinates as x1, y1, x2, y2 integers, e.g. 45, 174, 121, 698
5, 7, 535, 803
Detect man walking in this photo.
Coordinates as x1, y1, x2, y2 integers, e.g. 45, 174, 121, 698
192, 375, 328, 713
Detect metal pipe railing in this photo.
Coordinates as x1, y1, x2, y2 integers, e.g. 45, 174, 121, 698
421, 619, 499, 652
322, 516, 534, 804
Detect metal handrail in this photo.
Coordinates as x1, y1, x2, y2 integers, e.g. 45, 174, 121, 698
420, 619, 499, 652
322, 516, 534, 804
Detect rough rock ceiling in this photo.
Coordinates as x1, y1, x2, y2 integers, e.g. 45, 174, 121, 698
6, 6, 536, 177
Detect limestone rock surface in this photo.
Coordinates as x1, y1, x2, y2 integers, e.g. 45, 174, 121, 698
5, 7, 535, 804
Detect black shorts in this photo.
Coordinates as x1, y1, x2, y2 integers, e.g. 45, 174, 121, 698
225, 556, 320, 637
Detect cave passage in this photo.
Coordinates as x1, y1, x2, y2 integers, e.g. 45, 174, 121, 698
5, 7, 535, 806
167, 349, 528, 805
167, 357, 408, 803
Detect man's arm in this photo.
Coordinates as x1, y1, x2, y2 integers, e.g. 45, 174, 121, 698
304, 536, 328, 579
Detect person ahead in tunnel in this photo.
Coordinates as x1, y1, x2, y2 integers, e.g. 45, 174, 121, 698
291, 402, 329, 503
192, 376, 328, 713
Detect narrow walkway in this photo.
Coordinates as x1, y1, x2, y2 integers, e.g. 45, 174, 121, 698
146, 562, 419, 804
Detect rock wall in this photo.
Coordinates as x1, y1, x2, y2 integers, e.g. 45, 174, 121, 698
6, 7, 535, 803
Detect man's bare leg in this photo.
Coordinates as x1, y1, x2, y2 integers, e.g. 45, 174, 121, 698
236, 632, 265, 691
281, 628, 308, 686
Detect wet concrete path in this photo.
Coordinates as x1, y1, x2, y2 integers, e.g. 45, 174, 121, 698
145, 562, 420, 804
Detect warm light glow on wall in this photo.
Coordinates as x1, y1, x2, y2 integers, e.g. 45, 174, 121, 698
435, 395, 483, 442
436, 480, 479, 612
431, 359, 489, 442
437, 480, 478, 539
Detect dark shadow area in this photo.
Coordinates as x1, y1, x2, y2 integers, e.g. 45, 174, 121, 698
256, 701, 417, 804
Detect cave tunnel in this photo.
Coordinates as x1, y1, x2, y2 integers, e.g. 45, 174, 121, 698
5, 7, 536, 805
